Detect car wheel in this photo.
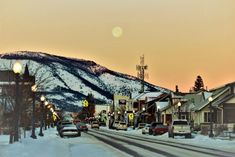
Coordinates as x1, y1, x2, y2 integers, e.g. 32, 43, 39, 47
153, 132, 156, 136
185, 134, 192, 139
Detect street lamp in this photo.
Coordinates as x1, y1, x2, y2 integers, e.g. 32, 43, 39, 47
157, 105, 160, 122
142, 107, 146, 111
30, 85, 37, 139
39, 95, 45, 136
177, 102, 181, 119
208, 96, 214, 137
12, 61, 22, 142
44, 101, 49, 130
117, 111, 121, 120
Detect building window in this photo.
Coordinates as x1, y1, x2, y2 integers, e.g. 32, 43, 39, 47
204, 112, 214, 122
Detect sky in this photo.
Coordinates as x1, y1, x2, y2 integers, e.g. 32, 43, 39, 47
0, 0, 235, 92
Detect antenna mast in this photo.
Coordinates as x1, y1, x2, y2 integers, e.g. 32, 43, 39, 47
136, 55, 148, 93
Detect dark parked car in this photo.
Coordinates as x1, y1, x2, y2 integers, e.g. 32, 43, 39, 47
152, 124, 168, 136
59, 122, 81, 137
149, 122, 164, 135
137, 123, 146, 129
76, 122, 88, 132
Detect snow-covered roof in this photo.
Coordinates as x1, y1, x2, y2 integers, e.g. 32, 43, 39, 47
132, 91, 163, 101
155, 101, 169, 110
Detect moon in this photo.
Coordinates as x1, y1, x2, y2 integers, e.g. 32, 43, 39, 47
112, 26, 123, 38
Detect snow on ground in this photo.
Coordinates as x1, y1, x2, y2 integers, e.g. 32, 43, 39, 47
2, 126, 235, 157
0, 128, 128, 157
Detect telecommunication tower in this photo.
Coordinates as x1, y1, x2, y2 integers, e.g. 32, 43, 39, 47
136, 55, 148, 93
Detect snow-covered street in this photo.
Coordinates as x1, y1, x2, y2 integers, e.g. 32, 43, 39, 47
1, 127, 235, 157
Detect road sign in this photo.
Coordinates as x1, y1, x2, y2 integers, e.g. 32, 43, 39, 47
128, 113, 134, 120
82, 100, 89, 107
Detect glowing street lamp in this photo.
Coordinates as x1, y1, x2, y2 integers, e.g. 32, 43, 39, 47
44, 101, 49, 130
157, 105, 160, 122
142, 107, 146, 111
208, 97, 214, 137
12, 61, 23, 142
39, 95, 45, 136
30, 84, 37, 139
13, 61, 22, 74
177, 102, 181, 119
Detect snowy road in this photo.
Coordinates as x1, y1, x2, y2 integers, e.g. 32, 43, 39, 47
88, 129, 235, 157
1, 127, 235, 157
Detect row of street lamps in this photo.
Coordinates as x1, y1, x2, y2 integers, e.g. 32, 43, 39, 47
12, 61, 56, 141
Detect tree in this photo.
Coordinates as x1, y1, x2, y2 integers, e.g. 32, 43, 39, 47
193, 75, 204, 92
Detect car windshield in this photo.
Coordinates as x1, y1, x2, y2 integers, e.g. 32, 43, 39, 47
62, 122, 73, 126
173, 121, 188, 125
63, 124, 75, 127
151, 122, 163, 127
139, 123, 146, 126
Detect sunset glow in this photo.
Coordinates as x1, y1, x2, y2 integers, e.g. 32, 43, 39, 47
1, 0, 235, 91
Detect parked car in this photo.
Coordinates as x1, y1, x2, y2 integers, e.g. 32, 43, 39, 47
149, 122, 163, 135
91, 121, 100, 129
142, 124, 151, 134
59, 122, 81, 137
57, 121, 73, 133
152, 124, 168, 136
168, 119, 192, 138
113, 121, 120, 129
76, 122, 88, 132
137, 123, 146, 129
116, 121, 127, 131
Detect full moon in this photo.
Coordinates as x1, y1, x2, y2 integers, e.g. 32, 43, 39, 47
112, 26, 123, 38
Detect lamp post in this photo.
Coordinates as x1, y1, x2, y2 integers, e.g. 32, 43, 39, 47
157, 105, 160, 122
39, 95, 45, 136
13, 61, 22, 142
142, 107, 146, 123
30, 85, 37, 139
117, 111, 121, 121
208, 97, 214, 137
177, 102, 181, 119
44, 101, 49, 130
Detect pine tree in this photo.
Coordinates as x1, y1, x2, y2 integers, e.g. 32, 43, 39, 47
193, 75, 204, 92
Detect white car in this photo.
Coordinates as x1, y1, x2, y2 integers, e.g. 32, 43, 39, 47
59, 123, 81, 137
116, 121, 127, 131
142, 124, 151, 134
168, 119, 192, 138
91, 121, 100, 129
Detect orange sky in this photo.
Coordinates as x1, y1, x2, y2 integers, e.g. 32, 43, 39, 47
0, 0, 235, 92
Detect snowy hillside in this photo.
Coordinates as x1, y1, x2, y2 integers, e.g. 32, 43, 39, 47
0, 51, 170, 111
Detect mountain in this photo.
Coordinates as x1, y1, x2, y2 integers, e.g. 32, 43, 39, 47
0, 51, 170, 111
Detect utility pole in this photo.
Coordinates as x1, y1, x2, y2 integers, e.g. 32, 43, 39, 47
136, 55, 148, 93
